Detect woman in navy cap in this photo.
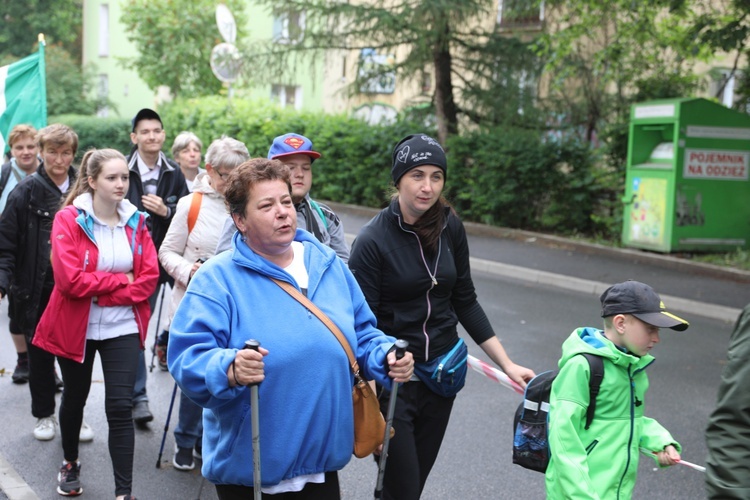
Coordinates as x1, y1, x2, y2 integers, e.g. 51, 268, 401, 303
349, 133, 536, 500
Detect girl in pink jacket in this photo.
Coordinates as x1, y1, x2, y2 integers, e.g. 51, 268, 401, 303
34, 148, 159, 500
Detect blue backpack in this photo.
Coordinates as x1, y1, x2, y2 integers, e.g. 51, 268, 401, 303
512, 353, 604, 473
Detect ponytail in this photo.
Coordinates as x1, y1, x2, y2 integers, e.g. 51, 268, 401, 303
63, 150, 96, 206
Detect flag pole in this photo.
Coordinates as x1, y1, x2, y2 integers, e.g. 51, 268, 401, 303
37, 34, 47, 126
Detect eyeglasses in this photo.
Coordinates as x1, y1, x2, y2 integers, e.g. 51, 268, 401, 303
216, 170, 232, 181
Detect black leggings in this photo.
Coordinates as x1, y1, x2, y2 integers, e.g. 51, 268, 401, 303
215, 471, 340, 499
57, 334, 140, 498
377, 381, 456, 500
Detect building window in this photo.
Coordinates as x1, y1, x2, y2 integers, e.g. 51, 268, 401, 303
358, 49, 396, 94
273, 9, 305, 44
96, 74, 109, 117
421, 72, 432, 94
710, 69, 739, 108
99, 4, 110, 57
271, 84, 302, 110
497, 0, 544, 28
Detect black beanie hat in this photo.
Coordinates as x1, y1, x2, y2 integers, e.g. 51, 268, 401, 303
391, 134, 447, 184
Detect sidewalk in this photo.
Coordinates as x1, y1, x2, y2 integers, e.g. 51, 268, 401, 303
329, 202, 748, 323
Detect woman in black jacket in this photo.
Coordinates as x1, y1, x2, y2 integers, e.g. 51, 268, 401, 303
349, 134, 535, 500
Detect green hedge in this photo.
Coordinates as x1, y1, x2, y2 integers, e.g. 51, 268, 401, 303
447, 127, 603, 234
53, 97, 609, 237
160, 96, 608, 236
159, 96, 425, 208
49, 114, 133, 159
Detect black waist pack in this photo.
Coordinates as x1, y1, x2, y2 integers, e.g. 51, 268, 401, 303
413, 339, 469, 397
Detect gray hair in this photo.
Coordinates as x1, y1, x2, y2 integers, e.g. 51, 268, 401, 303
205, 136, 250, 169
171, 131, 203, 159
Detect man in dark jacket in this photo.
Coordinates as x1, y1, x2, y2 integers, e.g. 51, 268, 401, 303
0, 124, 41, 384
126, 108, 188, 425
0, 124, 78, 441
705, 303, 750, 499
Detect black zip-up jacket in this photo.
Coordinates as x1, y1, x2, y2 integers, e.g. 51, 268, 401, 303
0, 161, 15, 201
0, 163, 76, 337
349, 197, 494, 363
126, 151, 188, 284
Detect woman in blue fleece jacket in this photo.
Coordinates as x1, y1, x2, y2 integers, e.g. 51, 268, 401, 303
168, 158, 413, 499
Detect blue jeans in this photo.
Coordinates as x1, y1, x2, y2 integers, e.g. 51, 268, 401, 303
174, 391, 203, 449
132, 283, 168, 404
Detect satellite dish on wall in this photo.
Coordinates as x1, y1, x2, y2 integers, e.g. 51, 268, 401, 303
216, 4, 237, 44
210, 43, 242, 83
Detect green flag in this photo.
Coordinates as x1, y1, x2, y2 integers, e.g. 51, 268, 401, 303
0, 41, 47, 155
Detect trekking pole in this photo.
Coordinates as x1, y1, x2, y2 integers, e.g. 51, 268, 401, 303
149, 283, 167, 372
374, 339, 409, 500
156, 381, 179, 468
194, 475, 206, 500
244, 339, 263, 500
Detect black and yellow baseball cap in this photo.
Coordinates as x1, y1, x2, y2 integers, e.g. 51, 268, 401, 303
600, 280, 689, 331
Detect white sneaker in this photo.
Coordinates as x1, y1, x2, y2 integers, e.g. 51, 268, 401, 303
79, 420, 94, 442
34, 416, 58, 441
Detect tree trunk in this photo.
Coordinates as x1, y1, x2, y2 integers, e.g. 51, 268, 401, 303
433, 19, 458, 146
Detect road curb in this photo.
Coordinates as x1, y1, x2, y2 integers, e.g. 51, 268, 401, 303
0, 453, 38, 500
469, 257, 741, 324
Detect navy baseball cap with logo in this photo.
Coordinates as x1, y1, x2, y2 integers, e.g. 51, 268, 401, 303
267, 133, 321, 161
131, 108, 163, 132
600, 280, 689, 331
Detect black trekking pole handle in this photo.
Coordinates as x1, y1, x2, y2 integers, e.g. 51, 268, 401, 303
375, 339, 409, 499
244, 340, 263, 500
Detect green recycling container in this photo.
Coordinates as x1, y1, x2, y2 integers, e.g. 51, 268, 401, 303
622, 97, 750, 252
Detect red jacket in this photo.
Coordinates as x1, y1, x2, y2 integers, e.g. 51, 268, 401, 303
33, 204, 159, 362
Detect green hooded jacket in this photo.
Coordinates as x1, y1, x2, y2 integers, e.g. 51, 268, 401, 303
545, 327, 680, 499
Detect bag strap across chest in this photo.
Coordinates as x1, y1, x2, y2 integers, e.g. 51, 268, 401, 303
270, 277, 360, 376
187, 192, 203, 234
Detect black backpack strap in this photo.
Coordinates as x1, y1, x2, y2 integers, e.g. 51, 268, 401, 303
580, 353, 604, 430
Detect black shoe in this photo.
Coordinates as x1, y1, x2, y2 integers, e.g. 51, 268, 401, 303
133, 401, 153, 425
194, 439, 202, 460
173, 444, 195, 471
57, 460, 82, 496
11, 359, 29, 384
55, 371, 64, 393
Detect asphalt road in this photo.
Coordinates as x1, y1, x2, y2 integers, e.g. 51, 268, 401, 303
0, 209, 742, 499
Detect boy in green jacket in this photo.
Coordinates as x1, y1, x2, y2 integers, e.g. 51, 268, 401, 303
545, 280, 688, 499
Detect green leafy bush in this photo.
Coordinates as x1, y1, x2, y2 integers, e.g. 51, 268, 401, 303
160, 96, 602, 236
448, 127, 601, 235
49, 114, 133, 158
160, 96, 426, 208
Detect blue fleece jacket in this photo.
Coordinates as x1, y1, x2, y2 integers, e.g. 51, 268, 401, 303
168, 229, 396, 487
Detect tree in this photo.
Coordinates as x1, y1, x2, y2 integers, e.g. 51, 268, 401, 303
241, 0, 542, 144
0, 0, 82, 61
684, 0, 750, 110
45, 44, 113, 116
536, 0, 708, 152
120, 0, 246, 98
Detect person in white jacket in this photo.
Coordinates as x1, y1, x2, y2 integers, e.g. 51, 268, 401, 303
157, 136, 249, 471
